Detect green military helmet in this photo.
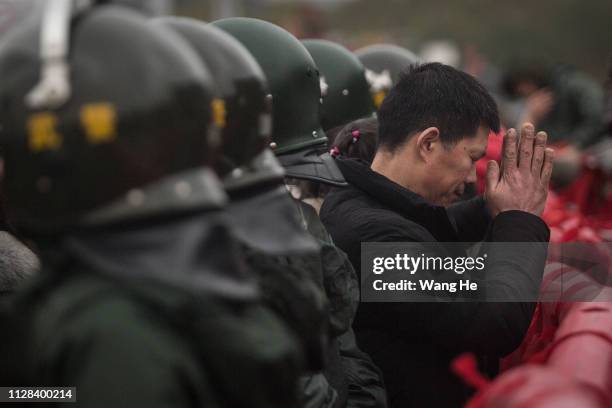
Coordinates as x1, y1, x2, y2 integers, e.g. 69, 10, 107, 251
152, 17, 285, 192
302, 39, 375, 133
213, 17, 346, 186
0, 1, 225, 234
355, 44, 420, 108
211, 17, 326, 155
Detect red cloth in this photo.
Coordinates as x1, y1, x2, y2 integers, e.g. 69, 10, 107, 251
465, 134, 612, 407
458, 302, 612, 407
466, 365, 608, 408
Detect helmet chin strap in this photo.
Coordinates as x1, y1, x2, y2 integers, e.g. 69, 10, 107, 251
26, 0, 95, 109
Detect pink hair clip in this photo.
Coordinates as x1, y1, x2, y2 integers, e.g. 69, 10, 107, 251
330, 146, 341, 158
351, 130, 361, 143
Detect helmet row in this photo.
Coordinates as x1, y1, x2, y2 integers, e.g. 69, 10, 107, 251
0, 2, 419, 233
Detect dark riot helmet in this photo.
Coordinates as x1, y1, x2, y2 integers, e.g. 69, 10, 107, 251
355, 44, 420, 109
0, 1, 225, 234
159, 19, 322, 279
212, 17, 346, 186
152, 17, 285, 192
302, 39, 375, 133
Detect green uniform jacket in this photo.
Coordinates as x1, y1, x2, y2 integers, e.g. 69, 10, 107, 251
2, 270, 302, 408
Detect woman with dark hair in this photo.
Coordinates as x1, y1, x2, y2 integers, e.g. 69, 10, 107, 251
287, 117, 380, 213
502, 63, 603, 148
329, 117, 379, 164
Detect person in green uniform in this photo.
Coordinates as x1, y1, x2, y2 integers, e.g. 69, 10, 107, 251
0, 3, 302, 407
213, 18, 388, 408
154, 15, 331, 388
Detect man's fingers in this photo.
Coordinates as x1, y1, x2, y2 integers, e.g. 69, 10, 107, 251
531, 131, 547, 174
518, 123, 535, 171
486, 160, 500, 192
502, 128, 518, 172
541, 148, 555, 184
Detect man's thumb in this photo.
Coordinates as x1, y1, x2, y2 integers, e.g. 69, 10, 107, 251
486, 160, 500, 191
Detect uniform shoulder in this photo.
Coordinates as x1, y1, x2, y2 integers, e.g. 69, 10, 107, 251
32, 274, 188, 353
26, 274, 218, 407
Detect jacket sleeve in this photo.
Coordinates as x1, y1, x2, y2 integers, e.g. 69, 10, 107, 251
366, 210, 549, 357
339, 328, 388, 408
446, 196, 491, 242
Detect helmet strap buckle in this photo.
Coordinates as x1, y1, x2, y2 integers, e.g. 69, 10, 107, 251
26, 0, 79, 109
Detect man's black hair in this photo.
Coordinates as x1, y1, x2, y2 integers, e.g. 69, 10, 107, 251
377, 63, 500, 152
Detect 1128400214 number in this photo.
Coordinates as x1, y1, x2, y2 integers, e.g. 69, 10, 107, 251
1, 387, 76, 402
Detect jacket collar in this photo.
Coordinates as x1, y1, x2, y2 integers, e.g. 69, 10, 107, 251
51, 212, 259, 301
334, 157, 458, 242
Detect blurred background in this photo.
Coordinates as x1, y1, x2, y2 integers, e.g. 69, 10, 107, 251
170, 0, 612, 82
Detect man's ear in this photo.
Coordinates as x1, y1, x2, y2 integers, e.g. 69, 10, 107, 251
415, 127, 440, 162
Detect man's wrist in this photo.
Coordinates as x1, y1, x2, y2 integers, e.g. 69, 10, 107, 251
491, 210, 550, 242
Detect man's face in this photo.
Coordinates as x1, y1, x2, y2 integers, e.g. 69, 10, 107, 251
424, 126, 488, 207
